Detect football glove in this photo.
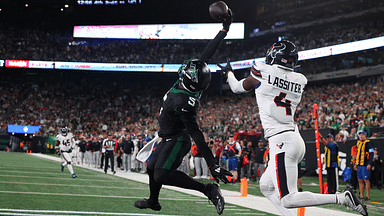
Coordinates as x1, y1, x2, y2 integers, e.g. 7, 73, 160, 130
222, 9, 234, 31
209, 164, 233, 184
217, 59, 233, 77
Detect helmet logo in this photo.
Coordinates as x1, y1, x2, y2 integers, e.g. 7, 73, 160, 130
189, 62, 198, 83
266, 40, 298, 68
269, 43, 286, 63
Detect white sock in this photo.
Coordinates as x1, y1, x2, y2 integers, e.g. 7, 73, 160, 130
282, 192, 338, 208
68, 165, 74, 175
336, 193, 345, 205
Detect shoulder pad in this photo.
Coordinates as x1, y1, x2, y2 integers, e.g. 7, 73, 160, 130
251, 63, 261, 77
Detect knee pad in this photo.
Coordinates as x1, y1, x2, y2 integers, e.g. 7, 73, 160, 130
260, 179, 275, 196
281, 193, 296, 208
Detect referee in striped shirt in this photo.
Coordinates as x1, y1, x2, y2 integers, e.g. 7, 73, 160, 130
103, 132, 116, 174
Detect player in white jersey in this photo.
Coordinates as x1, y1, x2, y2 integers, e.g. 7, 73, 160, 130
72, 139, 80, 165
218, 40, 367, 215
55, 127, 77, 178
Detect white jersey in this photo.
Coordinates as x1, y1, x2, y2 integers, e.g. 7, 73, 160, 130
55, 133, 75, 152
73, 140, 80, 152
251, 62, 307, 139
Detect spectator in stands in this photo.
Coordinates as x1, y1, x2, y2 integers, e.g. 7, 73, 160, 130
350, 127, 359, 140
357, 120, 370, 137
370, 132, 378, 139
338, 126, 350, 142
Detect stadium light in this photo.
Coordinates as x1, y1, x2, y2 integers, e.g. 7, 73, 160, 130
25, 4, 28, 7
61, 8, 64, 11
65, 5, 69, 8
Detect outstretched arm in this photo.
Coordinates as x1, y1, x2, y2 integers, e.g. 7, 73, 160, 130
199, 9, 233, 63
227, 72, 260, 93
218, 60, 260, 93
199, 30, 228, 63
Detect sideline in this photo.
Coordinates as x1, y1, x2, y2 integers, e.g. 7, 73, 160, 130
32, 153, 359, 216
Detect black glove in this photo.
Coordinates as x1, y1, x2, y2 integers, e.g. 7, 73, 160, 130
217, 59, 232, 77
209, 164, 233, 184
222, 9, 234, 31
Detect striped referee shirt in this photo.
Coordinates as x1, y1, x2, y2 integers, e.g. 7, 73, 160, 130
102, 139, 116, 151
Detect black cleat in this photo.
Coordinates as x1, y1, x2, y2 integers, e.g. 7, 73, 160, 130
61, 164, 64, 172
204, 183, 225, 215
134, 199, 161, 211
72, 174, 77, 178
342, 186, 368, 215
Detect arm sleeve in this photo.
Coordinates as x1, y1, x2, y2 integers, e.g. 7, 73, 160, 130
227, 72, 247, 93
180, 110, 216, 167
199, 30, 227, 63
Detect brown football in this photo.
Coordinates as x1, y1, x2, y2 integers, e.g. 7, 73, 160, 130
209, 1, 229, 20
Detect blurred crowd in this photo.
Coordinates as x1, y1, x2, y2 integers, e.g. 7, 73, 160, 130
255, 0, 382, 31
1, 16, 383, 75
2, 69, 384, 144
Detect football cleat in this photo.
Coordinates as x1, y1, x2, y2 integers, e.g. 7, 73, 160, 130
134, 199, 161, 211
72, 174, 77, 178
204, 183, 225, 215
61, 164, 64, 172
342, 186, 368, 215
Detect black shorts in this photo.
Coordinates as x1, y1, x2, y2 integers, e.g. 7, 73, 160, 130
148, 134, 191, 171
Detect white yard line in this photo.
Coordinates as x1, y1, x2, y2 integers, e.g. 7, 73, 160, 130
0, 174, 124, 182
0, 169, 98, 176
32, 153, 360, 216
0, 209, 179, 216
0, 191, 202, 201
0, 181, 147, 190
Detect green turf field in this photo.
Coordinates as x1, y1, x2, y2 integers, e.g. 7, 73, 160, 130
0, 152, 383, 215
0, 152, 274, 216
196, 170, 384, 216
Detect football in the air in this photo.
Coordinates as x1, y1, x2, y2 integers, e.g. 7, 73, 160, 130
209, 1, 229, 20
